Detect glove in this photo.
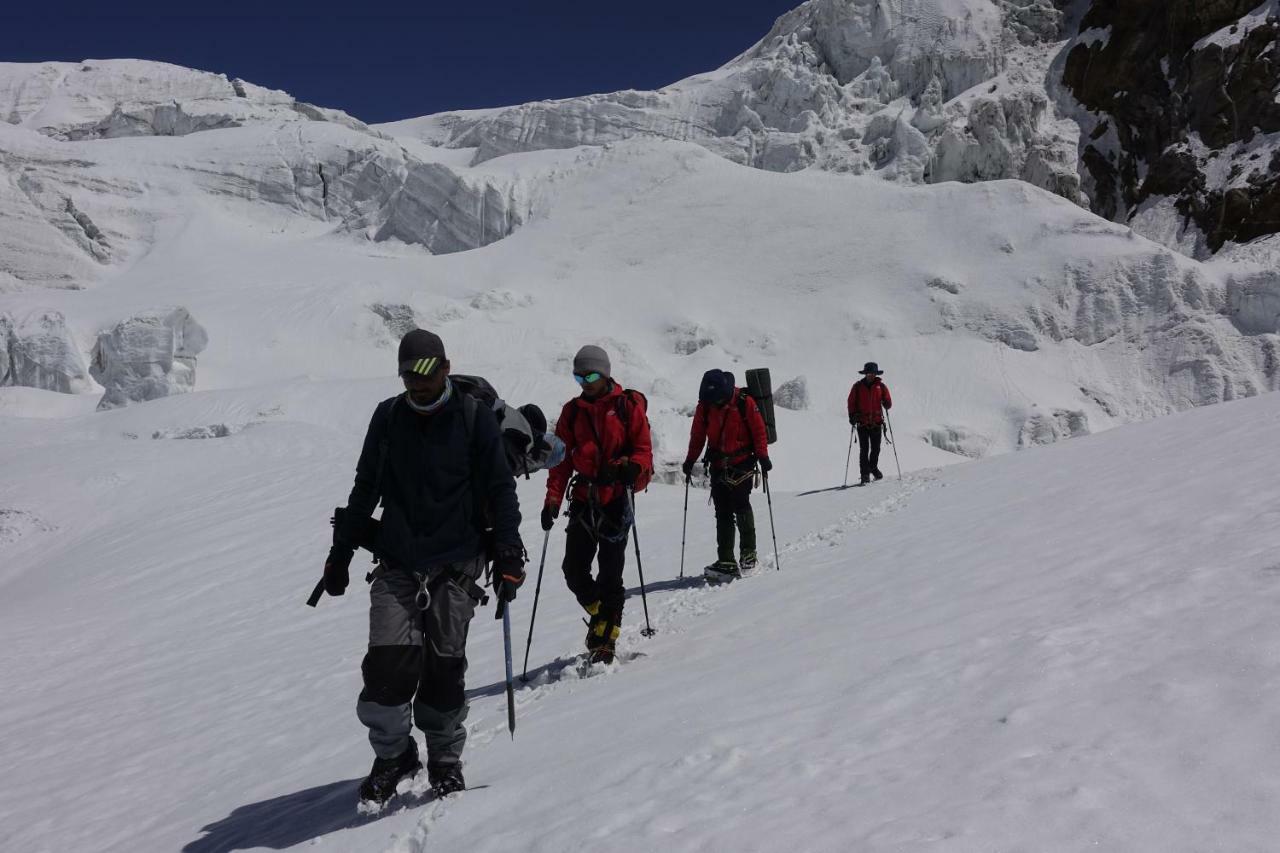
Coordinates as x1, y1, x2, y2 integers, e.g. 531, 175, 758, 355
324, 545, 354, 596
681, 459, 695, 478
614, 460, 642, 487
493, 546, 526, 603
849, 415, 857, 427
758, 457, 773, 474
540, 503, 559, 531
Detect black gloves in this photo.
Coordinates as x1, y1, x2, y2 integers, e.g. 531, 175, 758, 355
324, 545, 354, 596
493, 546, 526, 603
613, 460, 642, 487
681, 459, 695, 478
849, 415, 857, 427
541, 503, 559, 531
758, 457, 773, 474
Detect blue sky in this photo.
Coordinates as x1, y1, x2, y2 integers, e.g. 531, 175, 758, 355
2, 2, 800, 122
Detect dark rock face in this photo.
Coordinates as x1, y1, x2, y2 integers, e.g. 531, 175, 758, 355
1063, 0, 1280, 252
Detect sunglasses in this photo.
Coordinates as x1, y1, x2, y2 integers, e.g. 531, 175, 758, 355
574, 371, 603, 385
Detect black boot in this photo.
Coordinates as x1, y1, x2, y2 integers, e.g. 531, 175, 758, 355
428, 761, 466, 797
359, 739, 421, 805
872, 468, 884, 481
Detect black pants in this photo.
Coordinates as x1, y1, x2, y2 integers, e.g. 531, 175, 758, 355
561, 498, 629, 621
711, 468, 756, 563
857, 424, 883, 479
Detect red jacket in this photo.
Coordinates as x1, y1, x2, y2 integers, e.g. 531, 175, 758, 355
546, 383, 653, 507
686, 389, 769, 469
848, 377, 892, 426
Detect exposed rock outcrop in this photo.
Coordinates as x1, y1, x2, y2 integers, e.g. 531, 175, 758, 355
1061, 0, 1280, 254
775, 376, 810, 410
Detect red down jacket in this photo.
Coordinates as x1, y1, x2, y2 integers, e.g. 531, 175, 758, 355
685, 389, 769, 469
546, 383, 653, 507
847, 377, 892, 427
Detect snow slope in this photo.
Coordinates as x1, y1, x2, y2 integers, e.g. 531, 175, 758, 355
3, 109, 1277, 462
0, 22, 1278, 851
2, 340, 1280, 852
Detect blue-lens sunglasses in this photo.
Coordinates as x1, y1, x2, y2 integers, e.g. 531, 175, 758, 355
574, 371, 603, 386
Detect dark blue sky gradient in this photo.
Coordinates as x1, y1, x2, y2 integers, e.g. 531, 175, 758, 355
2, 2, 800, 123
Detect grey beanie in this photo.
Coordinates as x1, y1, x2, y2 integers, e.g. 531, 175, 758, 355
573, 345, 611, 378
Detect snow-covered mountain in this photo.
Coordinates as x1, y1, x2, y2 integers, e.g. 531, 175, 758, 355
388, 0, 1084, 202
394, 0, 1280, 260
3, 5, 1280, 851
1, 48, 1277, 458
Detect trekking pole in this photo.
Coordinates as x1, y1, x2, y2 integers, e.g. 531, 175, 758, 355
883, 408, 903, 481
678, 476, 690, 579
520, 529, 552, 682
499, 599, 516, 738
842, 425, 855, 488
763, 473, 781, 571
627, 488, 657, 637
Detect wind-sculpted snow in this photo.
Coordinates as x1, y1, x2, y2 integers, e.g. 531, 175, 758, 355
0, 59, 378, 141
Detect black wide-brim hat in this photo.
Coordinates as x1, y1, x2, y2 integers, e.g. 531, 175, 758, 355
859, 362, 884, 375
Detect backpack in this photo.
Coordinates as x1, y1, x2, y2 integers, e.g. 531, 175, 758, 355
564, 387, 649, 457
452, 375, 565, 478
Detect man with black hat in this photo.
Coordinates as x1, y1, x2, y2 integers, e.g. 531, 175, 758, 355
847, 362, 893, 485
682, 369, 772, 580
324, 329, 526, 805
541, 344, 653, 664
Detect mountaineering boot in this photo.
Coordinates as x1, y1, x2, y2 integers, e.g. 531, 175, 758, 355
428, 762, 466, 797
704, 560, 740, 582
585, 612, 620, 664
739, 551, 758, 573
586, 637, 616, 665
358, 738, 422, 805
872, 468, 884, 481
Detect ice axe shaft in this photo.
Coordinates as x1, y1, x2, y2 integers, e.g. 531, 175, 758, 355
500, 600, 516, 738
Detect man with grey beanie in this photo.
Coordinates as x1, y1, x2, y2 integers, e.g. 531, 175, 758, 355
542, 345, 653, 664
325, 329, 526, 806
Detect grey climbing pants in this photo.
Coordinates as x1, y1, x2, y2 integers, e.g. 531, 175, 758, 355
355, 556, 485, 766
